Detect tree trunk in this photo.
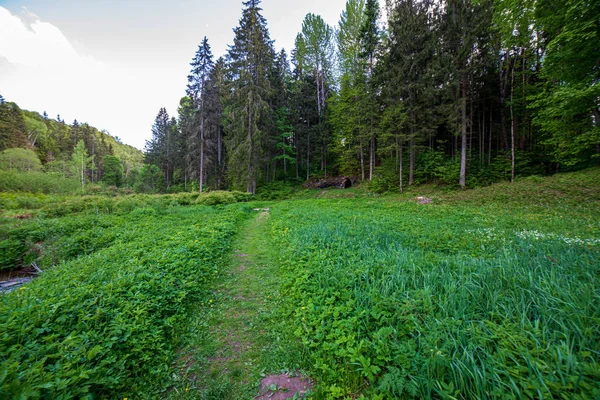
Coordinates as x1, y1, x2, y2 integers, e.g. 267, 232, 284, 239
360, 146, 365, 181
408, 139, 415, 186
399, 138, 404, 194
459, 78, 468, 189
510, 57, 516, 183
247, 103, 254, 194
499, 57, 510, 151
199, 136, 204, 193
489, 104, 493, 165
369, 135, 375, 181
217, 127, 222, 189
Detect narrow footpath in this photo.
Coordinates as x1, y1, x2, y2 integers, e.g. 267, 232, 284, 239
169, 210, 312, 400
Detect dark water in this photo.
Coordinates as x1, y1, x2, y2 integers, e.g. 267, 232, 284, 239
0, 267, 37, 294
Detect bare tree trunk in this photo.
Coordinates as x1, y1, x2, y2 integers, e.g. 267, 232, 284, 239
306, 123, 310, 181
199, 137, 204, 193
369, 135, 375, 181
360, 146, 365, 181
510, 57, 516, 183
408, 139, 415, 186
489, 104, 493, 165
399, 138, 404, 193
296, 144, 299, 181
217, 127, 222, 189
481, 103, 485, 167
247, 104, 254, 194
460, 78, 468, 189
499, 57, 510, 151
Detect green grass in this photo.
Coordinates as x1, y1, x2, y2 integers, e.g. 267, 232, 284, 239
268, 168, 600, 399
1, 168, 598, 399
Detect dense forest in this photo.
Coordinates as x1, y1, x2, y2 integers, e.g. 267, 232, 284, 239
0, 94, 144, 190
145, 0, 599, 194
1, 0, 597, 195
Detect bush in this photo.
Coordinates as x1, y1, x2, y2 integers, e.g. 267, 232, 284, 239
255, 181, 299, 200
0, 171, 80, 194
195, 191, 251, 206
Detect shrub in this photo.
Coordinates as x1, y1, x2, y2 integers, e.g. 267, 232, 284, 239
0, 171, 80, 194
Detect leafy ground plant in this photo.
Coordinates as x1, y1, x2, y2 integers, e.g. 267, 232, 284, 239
0, 204, 251, 398
269, 170, 600, 398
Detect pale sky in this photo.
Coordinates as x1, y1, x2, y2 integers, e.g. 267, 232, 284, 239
0, 0, 348, 149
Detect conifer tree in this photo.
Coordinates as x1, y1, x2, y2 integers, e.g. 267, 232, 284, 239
225, 0, 275, 194
187, 37, 214, 192
360, 0, 381, 181
145, 107, 173, 189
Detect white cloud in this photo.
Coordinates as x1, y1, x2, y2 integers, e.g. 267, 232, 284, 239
0, 7, 181, 150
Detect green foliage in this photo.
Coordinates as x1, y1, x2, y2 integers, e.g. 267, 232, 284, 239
0, 238, 27, 270
269, 170, 600, 398
0, 205, 251, 397
0, 148, 43, 173
102, 155, 124, 187
255, 181, 302, 200
0, 101, 29, 151
0, 171, 80, 194
135, 164, 163, 193
195, 191, 252, 206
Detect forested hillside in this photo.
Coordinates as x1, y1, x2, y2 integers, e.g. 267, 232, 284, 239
145, 0, 599, 194
0, 95, 143, 188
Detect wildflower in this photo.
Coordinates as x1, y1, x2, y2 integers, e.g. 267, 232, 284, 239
185, 387, 189, 392
301, 306, 306, 310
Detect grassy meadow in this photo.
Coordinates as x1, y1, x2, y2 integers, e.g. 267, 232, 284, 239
0, 168, 598, 399
268, 169, 600, 398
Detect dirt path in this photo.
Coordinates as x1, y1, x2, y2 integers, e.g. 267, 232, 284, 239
169, 210, 311, 399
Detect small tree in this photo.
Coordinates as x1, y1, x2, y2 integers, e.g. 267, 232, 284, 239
135, 164, 163, 193
71, 140, 91, 192
102, 155, 123, 187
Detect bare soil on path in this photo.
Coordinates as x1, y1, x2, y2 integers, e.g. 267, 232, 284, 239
168, 210, 311, 399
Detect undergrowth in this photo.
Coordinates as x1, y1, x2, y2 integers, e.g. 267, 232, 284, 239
0, 204, 253, 398
268, 168, 600, 399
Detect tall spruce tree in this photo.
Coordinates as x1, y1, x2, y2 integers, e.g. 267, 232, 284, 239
187, 37, 214, 192
225, 0, 275, 194
145, 107, 173, 189
207, 57, 228, 189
